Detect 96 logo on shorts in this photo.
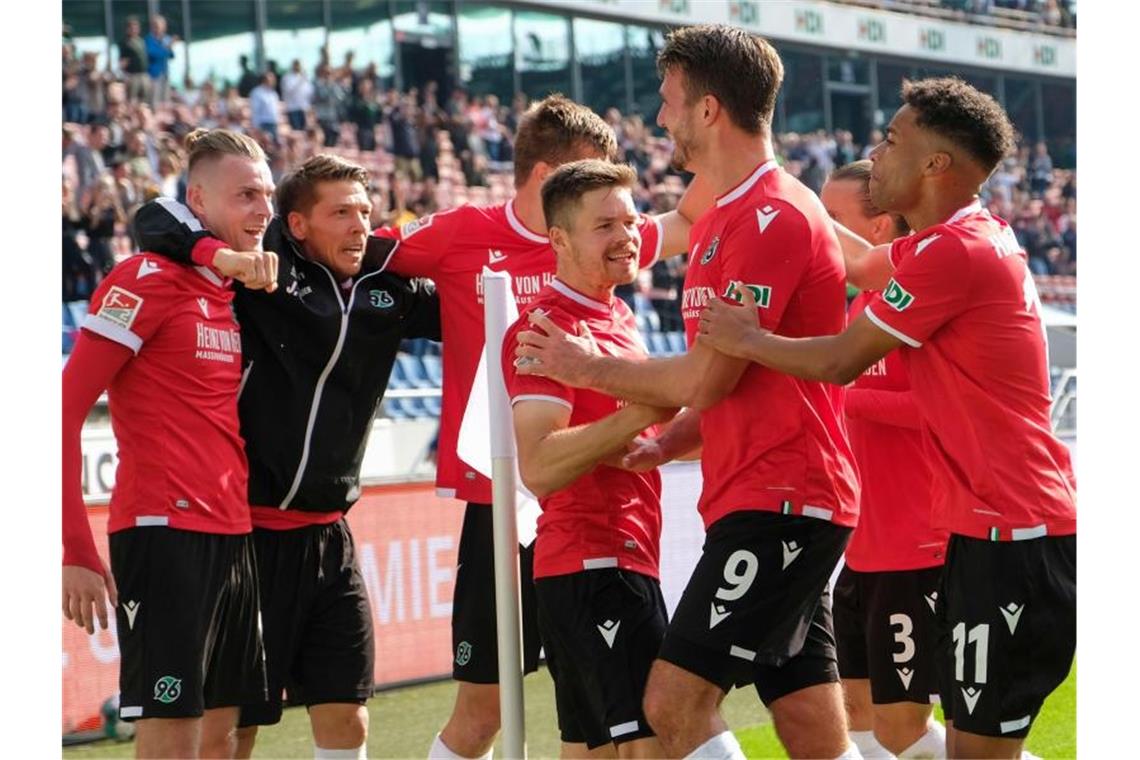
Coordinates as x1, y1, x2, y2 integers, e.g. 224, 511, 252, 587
455, 641, 472, 667
153, 675, 183, 704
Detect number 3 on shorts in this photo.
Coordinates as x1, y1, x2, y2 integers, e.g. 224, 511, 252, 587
890, 613, 916, 664
715, 550, 759, 601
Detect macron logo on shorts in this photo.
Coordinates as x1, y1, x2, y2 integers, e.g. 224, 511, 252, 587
597, 619, 620, 648
122, 600, 141, 630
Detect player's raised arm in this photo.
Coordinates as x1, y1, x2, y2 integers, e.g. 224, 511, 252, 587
656, 172, 716, 259
133, 194, 279, 291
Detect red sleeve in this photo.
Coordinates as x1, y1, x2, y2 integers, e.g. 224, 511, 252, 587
190, 236, 227, 268
864, 233, 970, 348
717, 200, 812, 331
375, 207, 465, 279
845, 388, 923, 430
501, 311, 575, 411
637, 214, 664, 270
62, 333, 133, 574
82, 259, 177, 353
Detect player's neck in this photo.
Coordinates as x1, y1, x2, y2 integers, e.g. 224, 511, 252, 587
908, 190, 981, 233
556, 271, 612, 305
701, 133, 775, 198
511, 190, 548, 237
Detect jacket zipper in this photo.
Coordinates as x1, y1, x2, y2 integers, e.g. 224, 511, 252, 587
278, 265, 386, 509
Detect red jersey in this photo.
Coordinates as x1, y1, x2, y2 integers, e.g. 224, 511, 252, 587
501, 279, 662, 580
82, 255, 251, 535
844, 292, 947, 571
375, 200, 662, 504
681, 160, 859, 529
864, 202, 1076, 540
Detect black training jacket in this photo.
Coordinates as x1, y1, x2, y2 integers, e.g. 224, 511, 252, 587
133, 199, 440, 514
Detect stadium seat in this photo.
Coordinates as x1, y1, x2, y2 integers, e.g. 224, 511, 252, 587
422, 354, 443, 386
666, 331, 687, 354
397, 354, 433, 389
646, 331, 671, 357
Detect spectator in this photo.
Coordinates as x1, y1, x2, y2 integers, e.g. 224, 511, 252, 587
145, 14, 177, 107
250, 72, 282, 143
1029, 140, 1054, 196
79, 51, 109, 122
349, 78, 382, 151
117, 16, 149, 103
312, 64, 347, 147
281, 59, 314, 131
390, 96, 422, 181
80, 175, 125, 275
62, 177, 96, 301
74, 121, 111, 195
237, 54, 259, 97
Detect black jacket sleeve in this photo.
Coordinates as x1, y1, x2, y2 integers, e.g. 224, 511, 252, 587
131, 198, 218, 265
403, 278, 442, 341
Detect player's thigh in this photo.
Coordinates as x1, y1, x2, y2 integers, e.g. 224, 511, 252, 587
452, 502, 540, 683
659, 512, 850, 695
203, 534, 268, 712
295, 520, 375, 705
110, 528, 228, 722
863, 566, 944, 708
767, 681, 849, 758
940, 534, 1075, 740
535, 570, 666, 750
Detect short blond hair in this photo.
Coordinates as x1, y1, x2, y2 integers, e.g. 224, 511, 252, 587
184, 127, 265, 177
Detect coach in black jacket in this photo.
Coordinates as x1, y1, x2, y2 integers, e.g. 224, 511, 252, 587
132, 154, 439, 757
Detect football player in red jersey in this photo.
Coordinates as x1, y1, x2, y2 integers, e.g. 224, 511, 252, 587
822, 161, 951, 759
516, 26, 859, 760
503, 159, 676, 759
163, 95, 710, 760
698, 78, 1076, 759
62, 128, 273, 759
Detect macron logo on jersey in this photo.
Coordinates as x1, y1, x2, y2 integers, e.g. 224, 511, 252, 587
488, 249, 507, 264
197, 298, 209, 318
756, 205, 780, 233
137, 258, 162, 279
914, 234, 941, 256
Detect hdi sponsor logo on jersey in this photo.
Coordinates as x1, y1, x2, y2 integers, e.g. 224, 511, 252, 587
729, 0, 759, 27
883, 279, 914, 311
723, 281, 773, 308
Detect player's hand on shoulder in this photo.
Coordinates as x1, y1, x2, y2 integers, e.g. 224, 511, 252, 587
514, 312, 601, 385
213, 248, 279, 292
62, 560, 119, 636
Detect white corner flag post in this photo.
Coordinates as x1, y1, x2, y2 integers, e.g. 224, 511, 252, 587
476, 268, 527, 758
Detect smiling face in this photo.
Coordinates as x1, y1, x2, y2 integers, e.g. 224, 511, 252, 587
288, 180, 372, 280
187, 153, 274, 251
551, 185, 641, 296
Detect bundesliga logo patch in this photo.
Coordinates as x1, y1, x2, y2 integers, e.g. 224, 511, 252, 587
401, 214, 433, 239
97, 286, 144, 330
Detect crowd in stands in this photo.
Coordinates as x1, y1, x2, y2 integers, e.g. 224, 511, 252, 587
62, 21, 1077, 329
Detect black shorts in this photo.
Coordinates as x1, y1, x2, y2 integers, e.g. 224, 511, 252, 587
659, 511, 851, 706
536, 569, 667, 749
110, 527, 266, 721
834, 564, 944, 706
239, 518, 375, 727
935, 533, 1075, 739
451, 503, 542, 683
